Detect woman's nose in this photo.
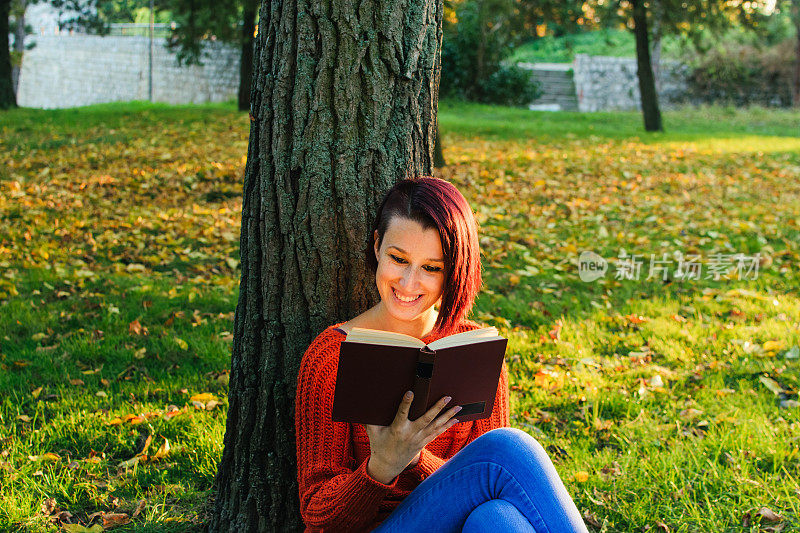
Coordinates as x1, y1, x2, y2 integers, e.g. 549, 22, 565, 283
399, 267, 421, 289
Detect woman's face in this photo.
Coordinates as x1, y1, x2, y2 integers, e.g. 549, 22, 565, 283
374, 216, 446, 324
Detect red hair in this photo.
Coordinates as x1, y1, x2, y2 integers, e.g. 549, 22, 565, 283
365, 177, 482, 335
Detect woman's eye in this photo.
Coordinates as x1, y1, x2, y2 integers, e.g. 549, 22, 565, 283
390, 255, 441, 272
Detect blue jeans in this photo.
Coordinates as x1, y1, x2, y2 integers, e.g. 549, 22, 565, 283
372, 428, 589, 533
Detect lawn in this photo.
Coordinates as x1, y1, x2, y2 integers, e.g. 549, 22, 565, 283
1, 101, 799, 532
506, 29, 688, 64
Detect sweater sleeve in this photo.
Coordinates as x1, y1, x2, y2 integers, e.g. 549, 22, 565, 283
295, 331, 397, 531
405, 447, 447, 481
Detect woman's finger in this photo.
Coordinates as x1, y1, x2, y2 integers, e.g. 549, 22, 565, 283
425, 404, 462, 433
390, 390, 414, 426
421, 415, 461, 447
414, 395, 452, 428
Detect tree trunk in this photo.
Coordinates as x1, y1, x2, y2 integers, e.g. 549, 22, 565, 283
650, 0, 662, 92
1, 0, 17, 109
793, 1, 799, 107
794, 28, 800, 107
11, 0, 24, 94
209, 0, 443, 530
434, 122, 446, 168
237, 0, 258, 112
632, 0, 662, 131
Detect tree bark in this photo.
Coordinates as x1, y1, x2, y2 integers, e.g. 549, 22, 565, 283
209, 0, 443, 530
237, 0, 258, 111
650, 0, 662, 92
11, 0, 24, 94
793, 0, 799, 107
794, 27, 800, 107
1, 0, 17, 109
632, 0, 662, 131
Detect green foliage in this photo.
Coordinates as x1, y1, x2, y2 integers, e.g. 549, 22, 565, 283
129, 5, 172, 24
9, 51, 22, 69
441, 0, 540, 106
684, 38, 796, 107
475, 64, 542, 106
507, 29, 687, 63
92, 0, 161, 24
46, 0, 116, 34
156, 0, 243, 66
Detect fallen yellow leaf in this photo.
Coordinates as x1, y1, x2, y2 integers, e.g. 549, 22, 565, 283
763, 340, 783, 353
152, 437, 170, 460
190, 393, 217, 403
63, 525, 103, 533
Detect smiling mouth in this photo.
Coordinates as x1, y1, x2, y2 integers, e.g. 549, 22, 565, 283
393, 288, 422, 303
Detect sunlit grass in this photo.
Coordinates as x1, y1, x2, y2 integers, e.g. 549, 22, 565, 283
1, 100, 799, 531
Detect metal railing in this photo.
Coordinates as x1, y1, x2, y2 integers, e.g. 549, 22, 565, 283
34, 22, 174, 37
108, 22, 174, 38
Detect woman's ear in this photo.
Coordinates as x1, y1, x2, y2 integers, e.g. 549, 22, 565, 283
373, 230, 380, 262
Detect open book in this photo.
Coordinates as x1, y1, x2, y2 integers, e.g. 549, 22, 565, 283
332, 326, 507, 426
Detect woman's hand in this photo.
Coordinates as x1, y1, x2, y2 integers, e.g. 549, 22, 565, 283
364, 392, 462, 484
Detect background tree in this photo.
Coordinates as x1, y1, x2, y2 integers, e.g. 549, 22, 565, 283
10, 0, 26, 94
1, 0, 14, 108
3, 0, 258, 110
583, 0, 772, 132
2, 0, 129, 109
631, 0, 661, 131
208, 0, 443, 530
788, 0, 799, 106
155, 0, 258, 111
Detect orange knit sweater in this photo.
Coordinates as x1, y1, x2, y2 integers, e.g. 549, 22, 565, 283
295, 319, 510, 532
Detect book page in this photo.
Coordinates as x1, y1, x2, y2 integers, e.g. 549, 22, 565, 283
426, 327, 500, 350
344, 327, 426, 348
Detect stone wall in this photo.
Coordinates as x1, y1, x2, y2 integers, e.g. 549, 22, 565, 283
572, 54, 688, 112
17, 35, 240, 109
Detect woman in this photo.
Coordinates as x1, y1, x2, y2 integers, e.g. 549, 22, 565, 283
295, 177, 588, 532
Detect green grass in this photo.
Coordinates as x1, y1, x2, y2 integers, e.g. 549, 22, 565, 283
438, 100, 800, 144
1, 100, 800, 531
507, 29, 687, 64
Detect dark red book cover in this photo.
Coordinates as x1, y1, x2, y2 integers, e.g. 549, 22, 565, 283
331, 331, 507, 426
